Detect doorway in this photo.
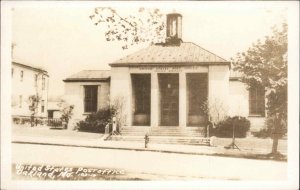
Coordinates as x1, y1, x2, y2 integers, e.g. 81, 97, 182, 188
131, 74, 151, 126
158, 73, 179, 126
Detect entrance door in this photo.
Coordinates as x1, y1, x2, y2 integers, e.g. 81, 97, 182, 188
159, 74, 179, 126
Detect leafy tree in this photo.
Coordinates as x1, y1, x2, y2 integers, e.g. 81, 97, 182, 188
232, 23, 287, 155
28, 95, 41, 127
58, 100, 74, 129
90, 7, 165, 50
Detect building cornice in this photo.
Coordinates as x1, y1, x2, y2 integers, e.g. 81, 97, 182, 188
12, 62, 49, 76
63, 78, 110, 83
109, 62, 230, 67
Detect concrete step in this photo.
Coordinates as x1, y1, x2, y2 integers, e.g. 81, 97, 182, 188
120, 126, 207, 137
109, 136, 210, 146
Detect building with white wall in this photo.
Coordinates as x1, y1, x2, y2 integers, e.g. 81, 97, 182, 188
63, 70, 110, 123
64, 13, 266, 132
12, 62, 49, 118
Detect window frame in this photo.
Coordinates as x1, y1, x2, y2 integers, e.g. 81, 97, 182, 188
42, 77, 45, 90
249, 86, 265, 117
34, 74, 38, 87
186, 73, 208, 116
19, 95, 22, 108
20, 70, 24, 82
41, 100, 45, 113
84, 85, 98, 113
132, 74, 151, 115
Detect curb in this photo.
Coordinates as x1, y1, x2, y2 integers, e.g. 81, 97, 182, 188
12, 140, 287, 162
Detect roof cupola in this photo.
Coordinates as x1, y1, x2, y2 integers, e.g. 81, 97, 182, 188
166, 13, 182, 46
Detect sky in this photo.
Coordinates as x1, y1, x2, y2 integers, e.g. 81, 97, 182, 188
10, 1, 289, 98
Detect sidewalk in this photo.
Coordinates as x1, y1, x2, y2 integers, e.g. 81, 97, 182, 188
12, 125, 287, 161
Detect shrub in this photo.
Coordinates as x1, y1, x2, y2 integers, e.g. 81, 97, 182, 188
58, 100, 74, 128
252, 116, 287, 139
76, 107, 116, 133
12, 117, 21, 124
212, 116, 250, 138
21, 117, 31, 124
252, 128, 270, 138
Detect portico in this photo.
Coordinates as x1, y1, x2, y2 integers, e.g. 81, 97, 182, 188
109, 59, 230, 128
126, 65, 210, 128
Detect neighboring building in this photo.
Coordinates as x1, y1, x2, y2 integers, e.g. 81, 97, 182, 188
229, 71, 266, 132
63, 70, 110, 121
64, 13, 265, 132
47, 102, 62, 119
12, 62, 49, 119
47, 96, 63, 119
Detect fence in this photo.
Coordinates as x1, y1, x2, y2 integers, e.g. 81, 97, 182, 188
47, 118, 63, 128
12, 116, 48, 126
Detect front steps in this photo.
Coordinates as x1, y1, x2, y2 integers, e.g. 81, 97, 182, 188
109, 126, 210, 146
150, 127, 206, 137
109, 136, 210, 146
121, 126, 206, 137
120, 126, 151, 136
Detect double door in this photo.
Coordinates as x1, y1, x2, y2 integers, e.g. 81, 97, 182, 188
159, 74, 179, 126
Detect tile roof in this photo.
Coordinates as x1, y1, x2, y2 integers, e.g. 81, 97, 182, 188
64, 70, 110, 82
110, 42, 228, 66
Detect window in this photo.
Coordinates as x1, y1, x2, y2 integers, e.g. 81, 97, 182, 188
20, 71, 24, 82
249, 86, 265, 116
34, 74, 38, 87
132, 74, 151, 114
187, 73, 208, 115
48, 110, 54, 118
42, 77, 45, 90
19, 95, 22, 108
84, 86, 98, 113
41, 100, 45, 113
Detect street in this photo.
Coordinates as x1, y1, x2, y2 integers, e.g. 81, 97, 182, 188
12, 143, 287, 180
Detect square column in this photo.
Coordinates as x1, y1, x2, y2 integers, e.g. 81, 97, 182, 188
151, 73, 159, 127
127, 73, 132, 127
179, 72, 187, 127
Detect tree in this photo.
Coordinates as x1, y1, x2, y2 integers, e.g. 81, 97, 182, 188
201, 98, 229, 125
232, 23, 287, 155
58, 100, 74, 129
111, 95, 126, 132
90, 7, 165, 50
28, 95, 41, 127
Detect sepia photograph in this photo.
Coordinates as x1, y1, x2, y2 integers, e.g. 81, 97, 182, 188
1, 1, 299, 190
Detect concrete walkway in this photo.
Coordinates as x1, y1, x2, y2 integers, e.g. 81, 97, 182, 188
12, 125, 287, 161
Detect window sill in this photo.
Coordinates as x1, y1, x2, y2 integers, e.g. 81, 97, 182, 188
83, 112, 94, 115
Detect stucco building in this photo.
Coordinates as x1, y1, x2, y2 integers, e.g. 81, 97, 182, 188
64, 13, 265, 133
12, 62, 49, 119
63, 70, 110, 121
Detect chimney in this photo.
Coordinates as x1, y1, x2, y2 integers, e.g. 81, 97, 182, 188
166, 13, 182, 46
